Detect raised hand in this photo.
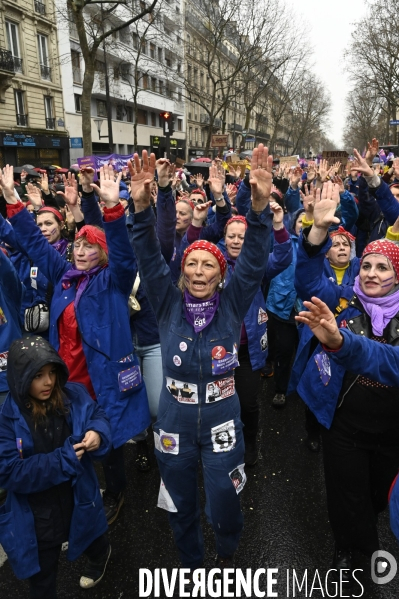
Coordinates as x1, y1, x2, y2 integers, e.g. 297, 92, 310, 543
79, 167, 95, 193
295, 297, 343, 349
90, 164, 122, 207
270, 201, 284, 230
328, 162, 341, 178
332, 175, 345, 194
365, 138, 379, 166
289, 166, 303, 188
192, 200, 212, 226
194, 173, 204, 188
249, 144, 273, 210
208, 162, 225, 197
317, 159, 330, 183
350, 149, 374, 177
127, 151, 155, 211
312, 180, 340, 230
300, 184, 315, 218
39, 172, 49, 194
57, 173, 79, 206
226, 183, 237, 203
393, 158, 399, 179
26, 182, 43, 209
0, 165, 17, 203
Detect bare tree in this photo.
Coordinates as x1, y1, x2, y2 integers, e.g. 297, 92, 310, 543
344, 0, 399, 140
343, 84, 386, 152
65, 0, 158, 155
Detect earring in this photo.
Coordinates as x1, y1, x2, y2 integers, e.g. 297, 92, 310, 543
217, 281, 223, 290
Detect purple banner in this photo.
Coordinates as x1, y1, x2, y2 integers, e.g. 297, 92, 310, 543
77, 153, 133, 179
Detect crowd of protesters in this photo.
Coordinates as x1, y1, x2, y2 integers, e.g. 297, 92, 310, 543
1, 138, 399, 596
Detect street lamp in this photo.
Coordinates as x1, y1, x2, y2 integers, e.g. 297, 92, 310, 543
93, 117, 109, 140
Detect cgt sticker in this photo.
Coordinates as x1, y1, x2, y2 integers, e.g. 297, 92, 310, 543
229, 464, 247, 494
206, 376, 235, 403
211, 420, 236, 453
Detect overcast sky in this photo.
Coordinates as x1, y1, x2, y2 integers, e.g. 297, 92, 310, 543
284, 0, 370, 148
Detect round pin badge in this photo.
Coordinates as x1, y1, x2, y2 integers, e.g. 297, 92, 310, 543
212, 346, 226, 360
179, 341, 188, 352
173, 355, 182, 366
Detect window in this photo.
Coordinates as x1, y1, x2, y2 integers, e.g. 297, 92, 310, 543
151, 77, 156, 92
6, 21, 22, 73
97, 100, 107, 117
113, 65, 120, 79
44, 96, 55, 129
119, 26, 131, 45
141, 40, 146, 55
177, 63, 181, 75
142, 74, 148, 89
158, 47, 162, 62
177, 87, 182, 101
126, 107, 133, 122
95, 60, 106, 73
164, 27, 171, 38
37, 34, 51, 80
121, 63, 131, 82
133, 33, 139, 49
189, 127, 192, 143
34, 0, 46, 15
14, 90, 27, 126
137, 109, 147, 125
71, 50, 81, 84
195, 128, 198, 144
150, 112, 156, 126
194, 68, 198, 88
74, 94, 81, 113
206, 78, 210, 94
158, 80, 163, 95
150, 43, 155, 59
200, 72, 204, 89
177, 118, 182, 132
116, 105, 124, 121
187, 65, 192, 84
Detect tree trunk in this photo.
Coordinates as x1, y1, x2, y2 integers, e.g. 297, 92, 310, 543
81, 59, 95, 156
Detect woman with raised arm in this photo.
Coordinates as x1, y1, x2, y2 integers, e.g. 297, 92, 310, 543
0, 164, 150, 526
131, 145, 273, 572
293, 175, 399, 587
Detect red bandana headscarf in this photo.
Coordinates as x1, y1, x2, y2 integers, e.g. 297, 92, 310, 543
75, 225, 108, 253
225, 215, 247, 232
38, 206, 64, 222
182, 240, 227, 279
362, 239, 399, 274
329, 226, 355, 244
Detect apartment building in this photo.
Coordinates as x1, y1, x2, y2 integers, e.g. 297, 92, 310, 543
57, 0, 186, 162
0, 0, 69, 166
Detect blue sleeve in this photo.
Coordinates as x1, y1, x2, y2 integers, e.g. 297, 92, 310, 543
284, 187, 301, 214
199, 203, 232, 244
9, 208, 70, 285
0, 250, 23, 310
235, 180, 251, 216
356, 176, 381, 222
294, 232, 344, 310
80, 191, 103, 228
103, 214, 135, 296
339, 190, 358, 231
371, 180, 399, 225
265, 235, 293, 281
156, 186, 177, 264
329, 328, 399, 386
133, 206, 181, 322
223, 207, 273, 323
0, 214, 20, 250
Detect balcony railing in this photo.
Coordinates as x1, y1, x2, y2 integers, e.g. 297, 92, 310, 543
228, 122, 242, 132
72, 67, 82, 84
35, 0, 46, 14
46, 117, 55, 129
40, 64, 51, 80
13, 56, 23, 73
16, 114, 28, 126
0, 49, 15, 72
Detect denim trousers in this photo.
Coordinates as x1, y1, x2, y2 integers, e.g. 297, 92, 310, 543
133, 343, 163, 441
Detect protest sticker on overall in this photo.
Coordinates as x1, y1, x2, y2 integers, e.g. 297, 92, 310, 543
159, 430, 179, 455
211, 343, 239, 375
157, 479, 178, 513
118, 364, 142, 392
314, 351, 331, 386
205, 376, 235, 403
166, 377, 198, 403
229, 464, 246, 494
0, 351, 8, 371
211, 420, 236, 453
0, 308, 7, 326
258, 307, 268, 325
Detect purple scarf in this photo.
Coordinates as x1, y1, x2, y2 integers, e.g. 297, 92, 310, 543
52, 237, 69, 256
353, 276, 399, 336
62, 265, 105, 308
184, 290, 220, 333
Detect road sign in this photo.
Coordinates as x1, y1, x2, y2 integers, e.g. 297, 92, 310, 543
390, 120, 399, 126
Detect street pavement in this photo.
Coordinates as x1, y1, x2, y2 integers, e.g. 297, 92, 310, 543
1, 377, 399, 598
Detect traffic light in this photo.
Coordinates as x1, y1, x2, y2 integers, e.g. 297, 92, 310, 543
159, 111, 174, 135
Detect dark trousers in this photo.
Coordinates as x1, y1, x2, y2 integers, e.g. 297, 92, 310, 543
267, 312, 298, 394
321, 417, 399, 556
29, 533, 109, 599
305, 406, 320, 439
102, 444, 126, 495
234, 345, 261, 443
